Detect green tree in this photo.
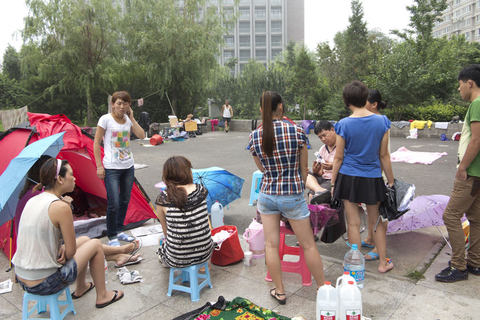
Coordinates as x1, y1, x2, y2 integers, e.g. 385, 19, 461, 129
2, 45, 22, 80
23, 0, 122, 125
344, 0, 369, 81
288, 46, 317, 119
0, 73, 28, 109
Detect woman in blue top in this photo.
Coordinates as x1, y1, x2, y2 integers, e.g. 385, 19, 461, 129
331, 81, 394, 273
249, 91, 325, 305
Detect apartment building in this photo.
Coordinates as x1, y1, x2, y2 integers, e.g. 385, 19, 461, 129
218, 0, 304, 75
432, 0, 480, 42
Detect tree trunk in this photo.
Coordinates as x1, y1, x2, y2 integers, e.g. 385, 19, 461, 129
86, 79, 93, 126
303, 96, 306, 120
171, 89, 178, 116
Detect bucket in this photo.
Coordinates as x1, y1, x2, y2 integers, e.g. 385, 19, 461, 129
150, 134, 163, 145
242, 219, 265, 259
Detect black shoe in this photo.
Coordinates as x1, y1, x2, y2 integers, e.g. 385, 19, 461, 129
310, 190, 331, 204
467, 264, 480, 276
435, 266, 468, 282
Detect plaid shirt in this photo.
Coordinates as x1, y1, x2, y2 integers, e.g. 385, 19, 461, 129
248, 119, 307, 195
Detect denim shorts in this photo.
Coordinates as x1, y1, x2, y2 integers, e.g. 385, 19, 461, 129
257, 192, 310, 220
17, 258, 78, 296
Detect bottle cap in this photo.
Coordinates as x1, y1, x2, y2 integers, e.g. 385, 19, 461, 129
344, 271, 350, 275
325, 281, 331, 285
351, 244, 358, 250
348, 281, 354, 285
244, 251, 252, 257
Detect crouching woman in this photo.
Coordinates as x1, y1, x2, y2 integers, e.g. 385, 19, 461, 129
13, 158, 124, 308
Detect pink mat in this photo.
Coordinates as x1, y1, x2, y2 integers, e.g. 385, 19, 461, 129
390, 146, 448, 165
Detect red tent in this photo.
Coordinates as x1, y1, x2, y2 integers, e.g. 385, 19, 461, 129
0, 113, 157, 259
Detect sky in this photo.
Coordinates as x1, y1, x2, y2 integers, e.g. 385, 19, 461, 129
0, 0, 415, 61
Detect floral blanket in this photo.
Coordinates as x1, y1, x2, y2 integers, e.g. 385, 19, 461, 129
194, 297, 290, 320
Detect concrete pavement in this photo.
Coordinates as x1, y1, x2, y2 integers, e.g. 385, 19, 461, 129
1, 131, 479, 319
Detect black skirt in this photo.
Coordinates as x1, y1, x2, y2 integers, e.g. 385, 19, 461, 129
333, 173, 386, 205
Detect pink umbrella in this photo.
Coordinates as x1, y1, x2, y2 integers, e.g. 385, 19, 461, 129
386, 195, 466, 249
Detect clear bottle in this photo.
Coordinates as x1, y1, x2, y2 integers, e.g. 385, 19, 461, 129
104, 259, 108, 284
338, 281, 362, 320
343, 244, 365, 289
211, 201, 224, 229
316, 281, 338, 320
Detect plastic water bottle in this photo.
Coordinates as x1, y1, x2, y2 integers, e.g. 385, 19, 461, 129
104, 259, 108, 284
316, 281, 338, 320
343, 244, 365, 289
336, 271, 356, 292
244, 251, 253, 267
211, 201, 224, 229
339, 281, 362, 320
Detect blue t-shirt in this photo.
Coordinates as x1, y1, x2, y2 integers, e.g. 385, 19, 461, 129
335, 114, 391, 178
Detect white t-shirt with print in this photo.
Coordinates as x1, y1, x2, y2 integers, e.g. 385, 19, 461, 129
98, 114, 134, 169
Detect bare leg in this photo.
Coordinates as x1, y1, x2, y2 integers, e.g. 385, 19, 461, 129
261, 214, 284, 298
102, 240, 139, 257
225, 120, 229, 131
366, 203, 393, 273
73, 238, 124, 305
306, 175, 327, 195
288, 217, 325, 289
344, 200, 362, 249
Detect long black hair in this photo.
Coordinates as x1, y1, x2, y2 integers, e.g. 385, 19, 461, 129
260, 91, 284, 157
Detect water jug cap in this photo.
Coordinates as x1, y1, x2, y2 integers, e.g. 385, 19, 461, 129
344, 271, 349, 275
348, 281, 354, 285
325, 281, 331, 285
215, 200, 219, 202
351, 244, 358, 250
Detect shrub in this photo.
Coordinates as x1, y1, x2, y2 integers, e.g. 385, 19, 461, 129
384, 102, 467, 122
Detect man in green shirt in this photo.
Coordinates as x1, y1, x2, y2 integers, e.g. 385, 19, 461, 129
436, 65, 480, 283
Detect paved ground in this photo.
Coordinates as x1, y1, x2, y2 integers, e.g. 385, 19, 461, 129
1, 131, 479, 319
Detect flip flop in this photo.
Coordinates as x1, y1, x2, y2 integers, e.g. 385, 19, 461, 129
310, 190, 331, 205
71, 282, 95, 299
361, 240, 375, 248
365, 251, 379, 261
129, 239, 142, 256
270, 288, 286, 305
117, 233, 135, 242
95, 290, 124, 308
115, 256, 143, 268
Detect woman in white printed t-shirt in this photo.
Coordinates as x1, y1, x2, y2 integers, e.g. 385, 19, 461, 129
94, 91, 145, 247
221, 100, 233, 133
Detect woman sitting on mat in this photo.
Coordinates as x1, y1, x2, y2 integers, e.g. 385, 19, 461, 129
13, 158, 124, 308
248, 91, 325, 305
155, 155, 215, 268
331, 81, 394, 273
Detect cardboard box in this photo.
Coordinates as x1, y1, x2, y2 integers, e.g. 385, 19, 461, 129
168, 115, 178, 127
185, 121, 198, 132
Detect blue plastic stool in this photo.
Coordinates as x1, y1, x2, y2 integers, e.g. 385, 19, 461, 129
249, 170, 263, 206
167, 261, 212, 302
22, 287, 76, 320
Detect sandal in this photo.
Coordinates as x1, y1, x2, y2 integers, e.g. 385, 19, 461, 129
71, 282, 95, 299
95, 290, 124, 308
270, 288, 286, 305
365, 251, 379, 261
117, 233, 135, 242
310, 190, 331, 205
129, 239, 142, 256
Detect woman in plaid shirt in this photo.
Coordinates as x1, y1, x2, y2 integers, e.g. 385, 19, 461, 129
248, 91, 325, 305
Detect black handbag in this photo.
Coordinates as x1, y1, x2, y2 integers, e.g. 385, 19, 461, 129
379, 179, 415, 221
320, 204, 346, 244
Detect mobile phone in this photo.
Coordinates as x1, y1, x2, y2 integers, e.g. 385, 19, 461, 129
314, 152, 325, 164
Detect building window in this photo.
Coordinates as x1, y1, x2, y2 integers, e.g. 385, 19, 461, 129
271, 0, 282, 4
224, 7, 234, 18
256, 49, 266, 61
223, 0, 234, 4
255, 35, 266, 47
271, 7, 282, 19
240, 63, 247, 74
271, 21, 282, 33
465, 32, 471, 40
255, 0, 266, 3
255, 21, 266, 33
271, 35, 282, 47
239, 8, 250, 19
272, 49, 282, 59
225, 36, 234, 48
255, 8, 266, 19
224, 50, 234, 59
239, 21, 250, 33
240, 35, 250, 47
240, 49, 251, 61
239, 0, 250, 5
477, 28, 480, 38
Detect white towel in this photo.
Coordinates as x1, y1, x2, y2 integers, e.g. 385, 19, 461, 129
435, 122, 449, 129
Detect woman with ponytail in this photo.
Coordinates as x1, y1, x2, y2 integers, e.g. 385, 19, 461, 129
155, 156, 215, 268
13, 158, 124, 308
248, 91, 325, 305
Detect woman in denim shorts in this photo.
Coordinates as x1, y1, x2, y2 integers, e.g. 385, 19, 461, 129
248, 91, 325, 305
13, 159, 124, 308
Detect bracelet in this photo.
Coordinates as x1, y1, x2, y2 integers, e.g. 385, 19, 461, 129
330, 184, 335, 187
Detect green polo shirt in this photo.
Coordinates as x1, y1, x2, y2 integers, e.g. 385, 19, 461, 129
458, 96, 480, 177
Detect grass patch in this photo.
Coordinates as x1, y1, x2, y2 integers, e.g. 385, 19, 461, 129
405, 269, 425, 281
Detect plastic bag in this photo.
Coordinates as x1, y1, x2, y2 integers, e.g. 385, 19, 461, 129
379, 179, 415, 221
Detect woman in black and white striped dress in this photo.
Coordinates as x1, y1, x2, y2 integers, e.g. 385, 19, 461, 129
155, 156, 215, 268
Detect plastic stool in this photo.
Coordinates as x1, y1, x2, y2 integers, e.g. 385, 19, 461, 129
265, 224, 312, 286
167, 261, 213, 302
249, 170, 263, 206
22, 287, 76, 320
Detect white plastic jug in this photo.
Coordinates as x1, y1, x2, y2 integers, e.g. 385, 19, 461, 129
316, 281, 338, 320
211, 201, 224, 229
242, 219, 265, 259
339, 281, 362, 320
336, 271, 356, 292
